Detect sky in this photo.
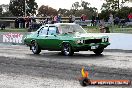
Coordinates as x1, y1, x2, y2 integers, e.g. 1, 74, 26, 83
0, 0, 132, 12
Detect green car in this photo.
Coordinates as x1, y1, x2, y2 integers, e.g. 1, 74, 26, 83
24, 23, 110, 56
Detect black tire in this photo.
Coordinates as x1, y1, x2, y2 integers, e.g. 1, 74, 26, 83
31, 41, 41, 54
61, 43, 74, 56
80, 78, 91, 86
93, 48, 104, 55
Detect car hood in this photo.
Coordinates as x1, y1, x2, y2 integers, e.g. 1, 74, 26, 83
73, 33, 108, 39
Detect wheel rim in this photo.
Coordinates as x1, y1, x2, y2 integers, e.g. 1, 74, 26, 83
63, 44, 70, 55
32, 43, 37, 53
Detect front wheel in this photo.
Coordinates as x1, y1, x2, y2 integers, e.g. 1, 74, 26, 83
93, 48, 104, 55
31, 41, 41, 54
61, 43, 74, 56
79, 78, 91, 86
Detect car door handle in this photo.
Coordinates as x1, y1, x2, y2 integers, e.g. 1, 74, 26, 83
45, 36, 48, 37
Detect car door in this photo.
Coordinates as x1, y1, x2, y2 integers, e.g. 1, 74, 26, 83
45, 26, 61, 50
37, 26, 49, 49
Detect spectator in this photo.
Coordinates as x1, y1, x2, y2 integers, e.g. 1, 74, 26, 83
44, 16, 51, 24
81, 14, 83, 21
54, 15, 58, 23
1, 24, 5, 30
114, 16, 120, 25
128, 13, 132, 22
91, 14, 95, 26
99, 24, 110, 33
57, 14, 62, 23
71, 15, 75, 23
109, 13, 114, 32
95, 13, 100, 26
120, 19, 126, 28
51, 15, 54, 24
81, 14, 87, 21
23, 17, 26, 28
69, 15, 72, 23
99, 19, 105, 27
18, 17, 20, 28
48, 16, 52, 24
108, 13, 114, 25
15, 17, 19, 28
30, 16, 36, 30
25, 16, 31, 28
68, 15, 75, 23
19, 16, 25, 28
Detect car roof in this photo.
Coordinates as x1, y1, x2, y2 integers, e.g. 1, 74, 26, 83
42, 23, 77, 27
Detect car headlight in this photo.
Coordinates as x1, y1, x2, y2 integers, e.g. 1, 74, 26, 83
102, 38, 109, 42
105, 38, 108, 42
106, 38, 109, 42
76, 40, 84, 44
102, 38, 105, 42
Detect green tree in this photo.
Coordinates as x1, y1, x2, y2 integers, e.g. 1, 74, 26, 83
58, 8, 70, 16
0, 4, 13, 17
100, 0, 132, 21
9, 0, 38, 16
38, 5, 58, 16
0, 5, 2, 16
101, 0, 132, 11
70, 1, 97, 19
71, 2, 80, 10
99, 10, 116, 21
99, 7, 132, 21
81, 0, 90, 9
117, 7, 132, 19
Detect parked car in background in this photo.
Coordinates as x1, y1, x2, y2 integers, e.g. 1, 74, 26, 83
24, 23, 110, 56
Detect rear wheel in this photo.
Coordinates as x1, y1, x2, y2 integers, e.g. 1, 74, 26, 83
31, 41, 41, 54
61, 43, 74, 56
93, 48, 104, 55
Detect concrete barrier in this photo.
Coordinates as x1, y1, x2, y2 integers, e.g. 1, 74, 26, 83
0, 32, 132, 50
94, 33, 132, 50
0, 32, 31, 45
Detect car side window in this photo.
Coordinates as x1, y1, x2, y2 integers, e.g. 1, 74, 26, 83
60, 25, 71, 33
39, 26, 48, 35
48, 26, 58, 35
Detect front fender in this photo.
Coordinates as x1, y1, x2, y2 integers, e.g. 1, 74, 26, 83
60, 40, 76, 47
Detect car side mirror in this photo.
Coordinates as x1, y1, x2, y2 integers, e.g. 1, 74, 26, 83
37, 31, 40, 37
54, 35, 57, 37
37, 31, 40, 34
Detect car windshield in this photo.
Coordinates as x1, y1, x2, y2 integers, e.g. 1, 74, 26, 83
59, 24, 87, 34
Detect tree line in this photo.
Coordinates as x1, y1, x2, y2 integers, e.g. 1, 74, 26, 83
0, 0, 132, 20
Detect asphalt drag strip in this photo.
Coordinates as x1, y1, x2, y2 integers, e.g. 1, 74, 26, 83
0, 45, 131, 88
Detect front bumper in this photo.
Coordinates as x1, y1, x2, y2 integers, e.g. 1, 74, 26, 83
72, 42, 110, 51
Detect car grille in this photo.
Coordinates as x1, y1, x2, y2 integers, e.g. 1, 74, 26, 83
84, 39, 102, 44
